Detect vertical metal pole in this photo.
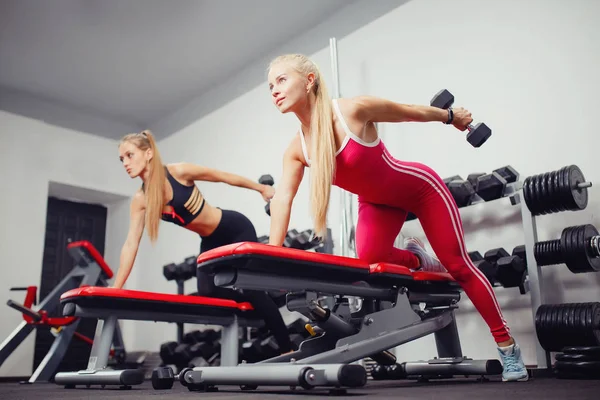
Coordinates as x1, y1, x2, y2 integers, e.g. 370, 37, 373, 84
513, 192, 550, 369
330, 37, 354, 258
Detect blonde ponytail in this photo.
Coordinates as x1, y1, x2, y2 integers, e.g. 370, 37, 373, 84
269, 55, 336, 239
120, 130, 166, 243
309, 71, 335, 239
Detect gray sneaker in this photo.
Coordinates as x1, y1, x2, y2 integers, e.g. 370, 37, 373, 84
403, 237, 446, 272
498, 343, 529, 382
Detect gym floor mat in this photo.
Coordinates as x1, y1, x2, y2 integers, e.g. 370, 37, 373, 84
0, 377, 599, 400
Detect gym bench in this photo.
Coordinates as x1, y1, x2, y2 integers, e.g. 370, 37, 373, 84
173, 242, 504, 392
53, 242, 264, 389
0, 240, 119, 383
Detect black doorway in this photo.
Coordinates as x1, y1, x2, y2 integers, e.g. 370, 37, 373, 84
33, 196, 108, 375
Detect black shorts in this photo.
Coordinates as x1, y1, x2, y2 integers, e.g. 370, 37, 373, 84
199, 209, 257, 253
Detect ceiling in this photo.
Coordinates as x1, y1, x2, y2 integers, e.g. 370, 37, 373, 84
0, 0, 373, 140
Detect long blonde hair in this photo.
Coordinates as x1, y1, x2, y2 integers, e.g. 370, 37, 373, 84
269, 54, 336, 239
119, 130, 166, 243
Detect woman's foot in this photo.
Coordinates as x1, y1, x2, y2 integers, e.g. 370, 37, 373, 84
497, 342, 529, 382
403, 237, 446, 272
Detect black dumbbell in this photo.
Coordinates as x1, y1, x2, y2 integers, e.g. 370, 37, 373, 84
163, 263, 178, 281
159, 341, 178, 365
471, 165, 519, 202
445, 178, 476, 207
177, 256, 197, 281
430, 89, 492, 148
259, 174, 274, 216
474, 172, 507, 201
474, 259, 497, 286
257, 235, 270, 244
151, 366, 193, 390
484, 248, 510, 265
468, 251, 484, 262
495, 255, 526, 288
289, 229, 313, 250
493, 165, 519, 184
283, 229, 300, 247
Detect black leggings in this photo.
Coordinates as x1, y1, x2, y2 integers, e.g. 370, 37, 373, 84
197, 209, 292, 353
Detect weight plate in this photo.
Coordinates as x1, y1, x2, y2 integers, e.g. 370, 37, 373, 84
549, 171, 561, 213
582, 303, 595, 346
542, 172, 553, 215
556, 353, 600, 362
552, 304, 564, 350
561, 166, 572, 211
534, 174, 546, 215
567, 303, 577, 336
566, 225, 585, 273
590, 303, 600, 344
522, 177, 534, 214
536, 305, 552, 351
563, 346, 600, 356
554, 360, 600, 371
568, 165, 588, 211
584, 225, 600, 272
530, 175, 541, 215
561, 226, 575, 273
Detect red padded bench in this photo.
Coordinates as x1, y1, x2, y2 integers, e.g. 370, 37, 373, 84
196, 242, 459, 300
60, 286, 257, 324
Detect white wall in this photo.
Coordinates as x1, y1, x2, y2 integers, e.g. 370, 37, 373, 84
0, 111, 145, 377
147, 0, 600, 365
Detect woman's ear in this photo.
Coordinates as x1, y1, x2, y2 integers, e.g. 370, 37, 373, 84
306, 72, 316, 93
145, 148, 154, 162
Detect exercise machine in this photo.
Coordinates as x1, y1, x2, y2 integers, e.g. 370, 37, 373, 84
156, 242, 501, 392
0, 240, 121, 383
54, 242, 266, 388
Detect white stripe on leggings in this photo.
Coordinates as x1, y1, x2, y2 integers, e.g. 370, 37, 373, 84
381, 151, 509, 329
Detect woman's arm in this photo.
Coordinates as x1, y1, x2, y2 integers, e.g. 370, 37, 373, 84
352, 95, 472, 129
269, 143, 305, 246
112, 192, 146, 289
175, 163, 274, 201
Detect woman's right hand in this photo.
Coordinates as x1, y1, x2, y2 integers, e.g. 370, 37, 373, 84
451, 107, 474, 131
261, 184, 275, 202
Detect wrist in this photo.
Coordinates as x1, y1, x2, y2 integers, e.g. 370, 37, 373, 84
443, 108, 453, 124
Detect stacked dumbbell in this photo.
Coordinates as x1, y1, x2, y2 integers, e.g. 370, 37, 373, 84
405, 165, 520, 221
163, 256, 197, 283
239, 318, 311, 363
470, 223, 600, 293
159, 329, 221, 371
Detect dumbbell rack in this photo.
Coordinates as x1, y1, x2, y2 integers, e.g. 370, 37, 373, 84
403, 167, 593, 373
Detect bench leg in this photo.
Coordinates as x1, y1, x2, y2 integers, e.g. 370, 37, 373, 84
433, 311, 463, 358
220, 315, 239, 366
54, 316, 144, 388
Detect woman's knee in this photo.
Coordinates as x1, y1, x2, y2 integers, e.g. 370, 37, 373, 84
356, 244, 388, 264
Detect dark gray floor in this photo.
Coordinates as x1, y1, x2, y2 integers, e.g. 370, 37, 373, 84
1, 376, 599, 400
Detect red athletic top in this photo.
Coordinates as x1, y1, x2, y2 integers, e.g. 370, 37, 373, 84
299, 99, 432, 209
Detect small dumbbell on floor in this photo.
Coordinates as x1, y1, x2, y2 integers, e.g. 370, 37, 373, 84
259, 174, 274, 216
430, 89, 492, 148
152, 366, 193, 390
